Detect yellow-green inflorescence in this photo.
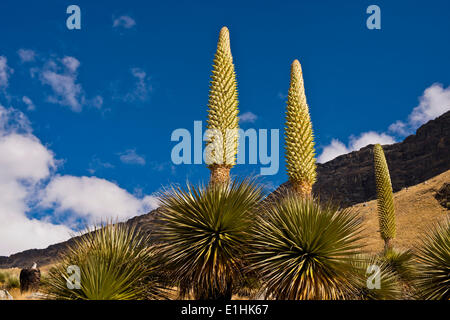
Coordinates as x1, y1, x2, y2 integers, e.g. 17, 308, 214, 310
373, 144, 396, 250
284, 59, 317, 197
206, 26, 239, 184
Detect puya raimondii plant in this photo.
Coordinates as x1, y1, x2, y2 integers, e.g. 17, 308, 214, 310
250, 195, 363, 300
284, 59, 317, 198
206, 26, 239, 184
155, 179, 264, 300
42, 223, 167, 300
373, 144, 396, 251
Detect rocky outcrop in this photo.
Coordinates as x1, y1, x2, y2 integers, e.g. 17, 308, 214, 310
435, 183, 450, 210
0, 241, 72, 270
309, 111, 449, 206
0, 289, 13, 300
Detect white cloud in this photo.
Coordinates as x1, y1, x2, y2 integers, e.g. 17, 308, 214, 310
318, 132, 395, 163
0, 105, 71, 256
348, 131, 395, 151
111, 67, 152, 103
41, 70, 83, 111
61, 56, 80, 73
0, 106, 30, 133
318, 83, 450, 163
88, 95, 104, 109
409, 83, 450, 127
39, 57, 83, 111
87, 156, 114, 174
41, 175, 158, 223
17, 49, 36, 63
0, 56, 13, 89
317, 139, 349, 163
388, 120, 408, 136
22, 96, 35, 111
119, 149, 146, 165
389, 83, 450, 136
240, 111, 258, 123
113, 15, 136, 29
37, 56, 103, 112
0, 105, 158, 256
124, 68, 152, 102
0, 133, 55, 182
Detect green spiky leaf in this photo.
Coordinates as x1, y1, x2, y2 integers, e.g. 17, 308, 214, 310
155, 179, 264, 299
284, 60, 316, 188
250, 196, 363, 300
415, 218, 450, 300
373, 144, 396, 241
206, 27, 239, 167
42, 223, 168, 300
349, 254, 402, 300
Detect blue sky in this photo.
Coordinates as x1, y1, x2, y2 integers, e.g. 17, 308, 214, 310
0, 0, 449, 255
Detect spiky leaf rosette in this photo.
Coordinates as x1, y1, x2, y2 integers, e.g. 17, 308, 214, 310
284, 60, 316, 197
250, 195, 363, 300
155, 179, 264, 300
381, 248, 416, 283
373, 144, 396, 247
349, 254, 401, 300
42, 223, 168, 300
379, 248, 417, 298
415, 218, 450, 300
206, 26, 239, 171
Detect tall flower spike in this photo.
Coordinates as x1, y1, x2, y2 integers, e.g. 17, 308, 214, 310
284, 59, 316, 197
373, 144, 396, 250
206, 26, 239, 184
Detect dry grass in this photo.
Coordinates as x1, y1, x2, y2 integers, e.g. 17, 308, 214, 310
0, 268, 20, 299
354, 170, 449, 253
0, 266, 51, 300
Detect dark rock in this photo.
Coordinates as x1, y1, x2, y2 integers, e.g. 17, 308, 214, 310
435, 183, 450, 210
276, 111, 450, 207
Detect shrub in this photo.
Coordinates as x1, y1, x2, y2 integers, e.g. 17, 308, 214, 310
155, 179, 264, 299
415, 218, 450, 300
250, 196, 363, 299
381, 248, 416, 282
5, 275, 20, 289
350, 254, 401, 300
0, 271, 20, 290
42, 223, 167, 300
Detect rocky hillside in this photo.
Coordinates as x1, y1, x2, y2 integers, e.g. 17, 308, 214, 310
311, 110, 450, 206
1, 111, 449, 268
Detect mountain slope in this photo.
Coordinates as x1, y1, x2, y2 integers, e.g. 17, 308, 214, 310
311, 110, 450, 206
355, 169, 449, 252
